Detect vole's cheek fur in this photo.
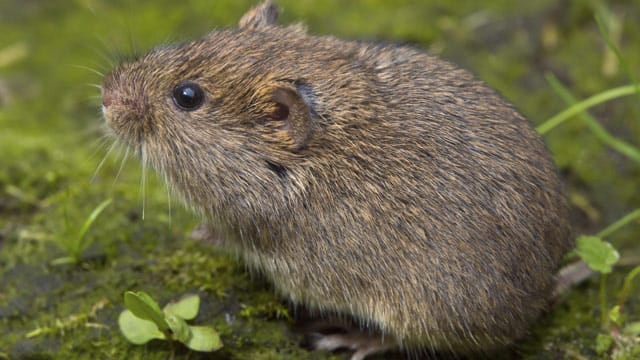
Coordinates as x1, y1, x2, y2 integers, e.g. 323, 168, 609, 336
102, 1, 573, 356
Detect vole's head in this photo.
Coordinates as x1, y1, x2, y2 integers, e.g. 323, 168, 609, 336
101, 1, 316, 222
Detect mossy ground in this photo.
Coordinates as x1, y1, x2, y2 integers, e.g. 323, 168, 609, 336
1, 0, 639, 359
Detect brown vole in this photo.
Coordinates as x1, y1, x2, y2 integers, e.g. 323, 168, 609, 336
102, 1, 573, 358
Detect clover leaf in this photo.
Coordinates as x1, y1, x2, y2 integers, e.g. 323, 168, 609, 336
575, 235, 620, 274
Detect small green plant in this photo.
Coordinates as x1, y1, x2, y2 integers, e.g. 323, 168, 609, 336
52, 198, 112, 265
118, 291, 222, 353
574, 209, 640, 354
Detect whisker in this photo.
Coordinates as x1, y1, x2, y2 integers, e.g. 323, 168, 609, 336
78, 95, 102, 107
82, 83, 103, 91
83, 95, 103, 106
79, 0, 98, 16
68, 64, 105, 77
80, 59, 110, 75
113, 145, 130, 186
82, 122, 109, 139
75, 97, 102, 108
167, 185, 172, 228
86, 40, 117, 69
124, 2, 139, 56
140, 144, 147, 220
91, 140, 118, 183
87, 135, 112, 161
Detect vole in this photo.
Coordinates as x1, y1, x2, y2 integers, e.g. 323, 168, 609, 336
102, 1, 574, 358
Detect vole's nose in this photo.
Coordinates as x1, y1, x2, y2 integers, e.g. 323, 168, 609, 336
101, 70, 119, 108
102, 90, 114, 107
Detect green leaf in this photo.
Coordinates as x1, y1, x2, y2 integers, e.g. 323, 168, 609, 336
184, 326, 223, 352
595, 333, 613, 355
166, 314, 191, 344
608, 305, 622, 325
123, 291, 169, 331
575, 235, 620, 274
623, 322, 640, 336
163, 294, 200, 320
118, 310, 166, 344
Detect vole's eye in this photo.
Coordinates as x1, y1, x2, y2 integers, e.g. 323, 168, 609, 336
172, 82, 204, 111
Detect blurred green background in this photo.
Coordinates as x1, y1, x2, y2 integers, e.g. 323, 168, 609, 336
1, 0, 639, 359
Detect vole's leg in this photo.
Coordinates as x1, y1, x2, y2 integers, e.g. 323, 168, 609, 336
310, 331, 396, 360
190, 224, 227, 245
303, 319, 396, 360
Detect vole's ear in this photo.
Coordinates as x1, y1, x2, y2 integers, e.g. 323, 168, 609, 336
265, 85, 314, 151
239, 1, 279, 29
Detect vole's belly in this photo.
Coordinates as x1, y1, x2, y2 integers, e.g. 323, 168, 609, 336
240, 242, 540, 350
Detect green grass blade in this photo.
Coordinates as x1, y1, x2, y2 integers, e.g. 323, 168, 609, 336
76, 198, 112, 253
597, 208, 640, 239
545, 74, 640, 164
618, 265, 640, 312
537, 84, 638, 135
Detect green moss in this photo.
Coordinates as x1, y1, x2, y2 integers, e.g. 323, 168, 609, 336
149, 246, 247, 298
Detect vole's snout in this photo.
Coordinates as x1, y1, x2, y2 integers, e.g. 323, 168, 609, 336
101, 72, 119, 113
101, 85, 114, 107
100, 80, 121, 125
101, 69, 152, 145
101, 69, 114, 98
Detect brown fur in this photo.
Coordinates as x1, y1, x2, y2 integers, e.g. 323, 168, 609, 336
102, 1, 573, 354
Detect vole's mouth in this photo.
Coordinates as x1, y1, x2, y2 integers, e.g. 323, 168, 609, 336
101, 102, 120, 136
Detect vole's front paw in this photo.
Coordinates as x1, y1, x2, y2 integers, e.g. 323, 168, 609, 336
190, 224, 226, 245
303, 322, 396, 360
